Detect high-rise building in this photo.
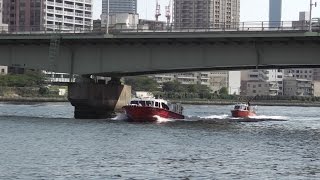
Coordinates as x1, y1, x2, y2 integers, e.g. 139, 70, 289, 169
102, 0, 137, 15
0, 0, 8, 32
173, 0, 240, 29
269, 0, 282, 28
3, 0, 93, 32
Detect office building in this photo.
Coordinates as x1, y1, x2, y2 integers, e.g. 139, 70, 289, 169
102, 0, 137, 14
173, 0, 240, 29
269, 0, 282, 28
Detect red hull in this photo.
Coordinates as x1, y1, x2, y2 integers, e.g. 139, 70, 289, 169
123, 105, 185, 122
231, 110, 256, 118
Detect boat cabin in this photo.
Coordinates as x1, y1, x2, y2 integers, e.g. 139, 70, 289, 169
233, 104, 250, 111
129, 98, 170, 110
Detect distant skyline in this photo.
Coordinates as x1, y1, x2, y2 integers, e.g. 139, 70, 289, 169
93, 0, 320, 22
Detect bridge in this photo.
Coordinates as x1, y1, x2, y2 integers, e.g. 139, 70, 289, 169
0, 22, 319, 118
0, 21, 320, 76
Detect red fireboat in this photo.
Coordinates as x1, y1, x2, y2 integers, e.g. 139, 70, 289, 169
123, 98, 184, 122
231, 103, 256, 118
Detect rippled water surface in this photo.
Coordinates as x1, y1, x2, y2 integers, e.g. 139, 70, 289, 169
0, 102, 320, 179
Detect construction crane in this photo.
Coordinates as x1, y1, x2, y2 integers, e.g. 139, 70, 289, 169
155, 0, 161, 21
165, 0, 172, 26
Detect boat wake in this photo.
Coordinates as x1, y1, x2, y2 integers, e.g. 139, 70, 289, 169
153, 115, 175, 123
185, 114, 289, 122
111, 113, 129, 121
112, 113, 288, 123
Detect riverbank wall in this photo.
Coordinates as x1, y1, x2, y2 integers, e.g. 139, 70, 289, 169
1, 97, 320, 107
171, 100, 320, 107
0, 96, 68, 102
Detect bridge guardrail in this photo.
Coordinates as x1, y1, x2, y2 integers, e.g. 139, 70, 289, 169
0, 21, 319, 35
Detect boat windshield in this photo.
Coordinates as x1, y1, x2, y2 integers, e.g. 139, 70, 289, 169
146, 101, 153, 106
130, 100, 154, 107
130, 101, 139, 105
129, 99, 169, 109
234, 105, 241, 110
234, 105, 248, 110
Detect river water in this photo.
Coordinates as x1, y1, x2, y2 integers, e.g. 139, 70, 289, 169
0, 102, 319, 179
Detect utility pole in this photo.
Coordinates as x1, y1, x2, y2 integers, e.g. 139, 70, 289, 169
309, 0, 317, 32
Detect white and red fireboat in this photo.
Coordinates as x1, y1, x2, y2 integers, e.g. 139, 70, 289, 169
123, 97, 184, 122
231, 103, 256, 118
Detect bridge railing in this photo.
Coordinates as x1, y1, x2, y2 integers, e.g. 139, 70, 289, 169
112, 21, 318, 33
0, 21, 318, 35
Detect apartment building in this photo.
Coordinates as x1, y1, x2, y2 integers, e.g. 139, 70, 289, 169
241, 69, 284, 96
173, 0, 240, 29
284, 69, 313, 80
3, 0, 93, 32
245, 81, 270, 96
151, 71, 240, 95
0, 0, 8, 32
283, 77, 314, 96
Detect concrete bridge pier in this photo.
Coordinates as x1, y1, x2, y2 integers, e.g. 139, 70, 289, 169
68, 76, 131, 119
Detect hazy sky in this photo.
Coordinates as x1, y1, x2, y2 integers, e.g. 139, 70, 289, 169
93, 0, 320, 21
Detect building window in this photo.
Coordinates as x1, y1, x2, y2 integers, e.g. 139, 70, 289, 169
258, 84, 261, 87
253, 90, 256, 93
1, 69, 4, 73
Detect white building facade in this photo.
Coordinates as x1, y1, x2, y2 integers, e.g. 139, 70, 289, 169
44, 0, 93, 30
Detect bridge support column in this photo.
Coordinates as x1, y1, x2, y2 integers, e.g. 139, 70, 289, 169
68, 76, 131, 119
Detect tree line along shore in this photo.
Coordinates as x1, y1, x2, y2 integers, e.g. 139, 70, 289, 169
1, 74, 320, 107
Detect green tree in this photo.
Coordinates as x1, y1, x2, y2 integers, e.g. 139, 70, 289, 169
124, 76, 159, 92
219, 87, 228, 95
162, 80, 186, 92
0, 70, 46, 87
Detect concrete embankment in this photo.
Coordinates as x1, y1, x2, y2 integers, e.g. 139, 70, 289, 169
0, 97, 68, 102
172, 100, 320, 107
1, 97, 320, 107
